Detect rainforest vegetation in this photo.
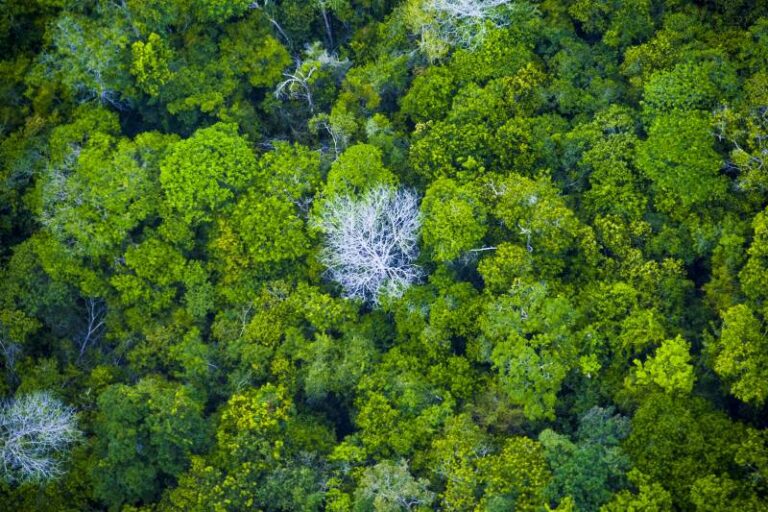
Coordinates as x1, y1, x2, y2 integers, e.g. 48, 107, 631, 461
1, 0, 768, 510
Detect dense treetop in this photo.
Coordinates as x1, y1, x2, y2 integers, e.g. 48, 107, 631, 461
1, 0, 768, 510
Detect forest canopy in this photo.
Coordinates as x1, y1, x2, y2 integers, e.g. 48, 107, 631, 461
1, 0, 768, 510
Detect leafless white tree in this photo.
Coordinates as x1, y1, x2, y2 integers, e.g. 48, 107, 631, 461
431, 0, 512, 19
275, 45, 350, 113
417, 0, 514, 56
275, 62, 318, 112
77, 298, 106, 362
316, 186, 422, 305
0, 392, 79, 483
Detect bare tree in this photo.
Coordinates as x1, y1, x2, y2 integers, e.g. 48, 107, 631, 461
275, 62, 318, 112
430, 0, 512, 18
274, 44, 350, 113
414, 0, 516, 58
315, 186, 422, 305
77, 298, 107, 362
0, 392, 80, 483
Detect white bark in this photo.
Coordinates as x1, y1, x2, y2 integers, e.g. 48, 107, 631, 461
430, 0, 512, 19
316, 187, 422, 304
77, 298, 106, 361
421, 0, 514, 53
0, 392, 79, 483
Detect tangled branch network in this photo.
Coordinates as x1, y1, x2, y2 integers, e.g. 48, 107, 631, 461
428, 0, 513, 48
317, 187, 423, 305
0, 392, 79, 483
431, 0, 512, 19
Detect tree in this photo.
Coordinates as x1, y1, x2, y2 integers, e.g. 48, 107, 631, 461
274, 43, 350, 114
539, 407, 631, 511
567, 0, 653, 49
490, 174, 599, 281
642, 61, 738, 120
482, 282, 580, 420
131, 33, 173, 97
421, 178, 488, 261
477, 436, 551, 511
0, 391, 79, 483
38, 128, 174, 261
92, 378, 208, 508
37, 13, 134, 108
160, 122, 257, 223
635, 111, 727, 214
212, 192, 310, 271
712, 73, 768, 197
354, 459, 435, 511
191, 0, 252, 22
299, 331, 378, 401
599, 470, 673, 512
161, 384, 334, 512
626, 335, 695, 395
406, 0, 519, 59
428, 415, 551, 511
315, 186, 422, 304
429, 414, 491, 510
323, 144, 397, 198
709, 304, 768, 406
624, 393, 745, 508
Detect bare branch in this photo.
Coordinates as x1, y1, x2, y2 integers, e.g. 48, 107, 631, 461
316, 187, 423, 305
275, 63, 318, 112
417, 0, 516, 57
0, 392, 80, 483
77, 298, 107, 362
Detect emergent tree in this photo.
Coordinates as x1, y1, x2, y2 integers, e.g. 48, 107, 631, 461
316, 186, 422, 305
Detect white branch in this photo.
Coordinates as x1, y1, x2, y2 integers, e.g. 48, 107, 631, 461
316, 187, 423, 305
0, 392, 79, 483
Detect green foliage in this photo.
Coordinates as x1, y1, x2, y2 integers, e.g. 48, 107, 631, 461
636, 110, 726, 212
626, 335, 695, 395
624, 394, 747, 508
540, 407, 631, 511
428, 414, 550, 511
131, 33, 173, 97
567, 0, 654, 48
160, 123, 256, 222
642, 60, 739, 119
324, 143, 397, 197
3, 0, 768, 509
710, 304, 768, 406
599, 470, 673, 512
354, 459, 435, 511
421, 178, 487, 261
483, 282, 580, 420
93, 378, 208, 508
192, 0, 252, 22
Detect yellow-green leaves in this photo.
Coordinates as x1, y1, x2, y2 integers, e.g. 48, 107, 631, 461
636, 111, 726, 213
323, 143, 397, 198
627, 335, 695, 395
160, 123, 256, 223
131, 33, 173, 97
711, 304, 768, 406
421, 178, 487, 261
